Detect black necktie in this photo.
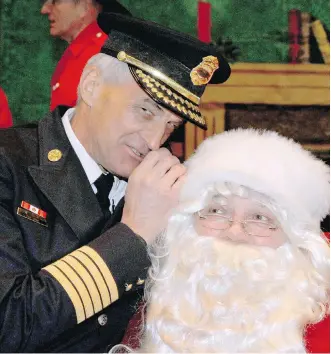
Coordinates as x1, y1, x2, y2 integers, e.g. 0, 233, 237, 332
94, 173, 114, 218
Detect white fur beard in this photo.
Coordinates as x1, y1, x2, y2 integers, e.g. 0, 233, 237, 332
140, 224, 320, 353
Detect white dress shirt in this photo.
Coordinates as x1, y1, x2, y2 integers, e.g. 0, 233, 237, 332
62, 108, 127, 212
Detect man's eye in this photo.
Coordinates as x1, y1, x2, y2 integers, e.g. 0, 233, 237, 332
251, 214, 269, 222
140, 107, 154, 118
208, 207, 226, 215
167, 121, 181, 130
168, 122, 177, 128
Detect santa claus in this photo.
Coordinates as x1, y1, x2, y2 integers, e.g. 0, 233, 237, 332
115, 129, 330, 353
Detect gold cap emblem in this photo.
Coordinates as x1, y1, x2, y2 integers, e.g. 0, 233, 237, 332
190, 55, 219, 86
48, 149, 62, 162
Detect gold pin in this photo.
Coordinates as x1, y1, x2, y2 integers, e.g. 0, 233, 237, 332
136, 278, 145, 285
48, 149, 62, 162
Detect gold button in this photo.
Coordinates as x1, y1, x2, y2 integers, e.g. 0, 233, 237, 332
96, 32, 102, 38
124, 283, 132, 292
48, 149, 62, 162
136, 278, 145, 285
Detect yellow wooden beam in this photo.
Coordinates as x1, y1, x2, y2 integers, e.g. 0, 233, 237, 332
202, 87, 329, 106
217, 72, 329, 88
201, 63, 329, 106
303, 143, 330, 152
185, 105, 226, 159
228, 62, 329, 74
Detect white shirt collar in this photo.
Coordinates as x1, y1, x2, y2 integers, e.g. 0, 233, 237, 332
62, 108, 127, 208
62, 108, 102, 185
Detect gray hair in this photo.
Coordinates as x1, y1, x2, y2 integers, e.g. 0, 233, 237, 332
77, 53, 132, 102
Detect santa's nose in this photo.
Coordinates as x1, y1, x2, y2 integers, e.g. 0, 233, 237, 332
226, 222, 249, 243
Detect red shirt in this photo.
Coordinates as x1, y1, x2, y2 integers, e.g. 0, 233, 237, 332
50, 21, 108, 111
0, 88, 13, 128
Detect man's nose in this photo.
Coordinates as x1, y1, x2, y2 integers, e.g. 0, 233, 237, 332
41, 1, 51, 14
226, 221, 249, 243
142, 123, 166, 151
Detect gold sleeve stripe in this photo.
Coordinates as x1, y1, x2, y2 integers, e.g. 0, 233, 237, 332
43, 264, 86, 323
65, 255, 103, 314
79, 246, 119, 302
56, 259, 94, 319
73, 250, 111, 308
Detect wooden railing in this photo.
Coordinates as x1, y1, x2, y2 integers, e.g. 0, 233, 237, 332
185, 63, 330, 159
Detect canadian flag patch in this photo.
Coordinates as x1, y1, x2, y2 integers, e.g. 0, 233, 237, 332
21, 201, 47, 219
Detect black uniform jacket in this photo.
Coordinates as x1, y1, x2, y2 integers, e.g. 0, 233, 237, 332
0, 108, 150, 352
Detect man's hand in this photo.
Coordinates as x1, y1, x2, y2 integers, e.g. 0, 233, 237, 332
121, 148, 186, 244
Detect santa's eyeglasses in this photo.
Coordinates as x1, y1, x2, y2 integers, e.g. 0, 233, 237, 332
197, 208, 278, 238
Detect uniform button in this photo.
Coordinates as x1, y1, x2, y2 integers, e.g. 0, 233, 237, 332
98, 314, 108, 326
96, 32, 102, 38
48, 149, 62, 162
52, 82, 60, 91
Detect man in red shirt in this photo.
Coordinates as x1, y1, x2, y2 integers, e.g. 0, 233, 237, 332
0, 88, 13, 128
41, 0, 131, 111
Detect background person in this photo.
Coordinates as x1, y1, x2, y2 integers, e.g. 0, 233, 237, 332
41, 0, 131, 111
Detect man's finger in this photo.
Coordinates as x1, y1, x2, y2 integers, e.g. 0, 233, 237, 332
137, 148, 172, 170
153, 155, 180, 178
162, 164, 187, 188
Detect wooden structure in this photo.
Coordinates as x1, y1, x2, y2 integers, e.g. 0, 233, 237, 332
185, 63, 330, 159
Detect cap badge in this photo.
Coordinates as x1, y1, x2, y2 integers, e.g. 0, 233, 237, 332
190, 55, 219, 86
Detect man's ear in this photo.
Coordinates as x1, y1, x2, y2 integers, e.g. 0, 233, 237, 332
79, 66, 100, 107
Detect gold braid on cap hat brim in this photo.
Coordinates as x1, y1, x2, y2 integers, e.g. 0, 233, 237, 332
117, 51, 200, 105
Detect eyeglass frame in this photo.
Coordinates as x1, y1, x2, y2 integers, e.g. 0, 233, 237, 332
196, 210, 279, 238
